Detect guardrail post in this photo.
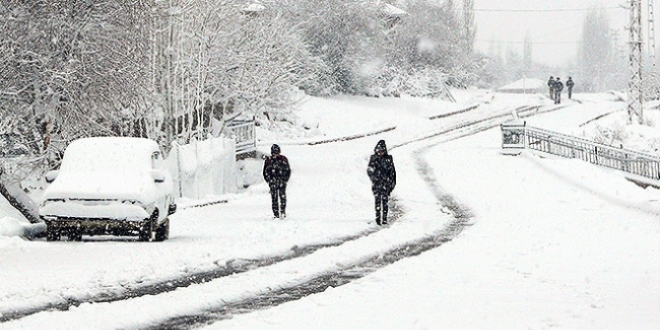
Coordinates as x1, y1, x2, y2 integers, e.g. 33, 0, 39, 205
500, 120, 526, 155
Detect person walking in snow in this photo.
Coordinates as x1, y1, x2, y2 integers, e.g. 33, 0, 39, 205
554, 77, 564, 104
566, 76, 575, 99
547, 76, 555, 99
367, 140, 396, 226
263, 144, 291, 219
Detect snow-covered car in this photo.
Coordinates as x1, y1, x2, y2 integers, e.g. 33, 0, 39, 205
39, 137, 176, 242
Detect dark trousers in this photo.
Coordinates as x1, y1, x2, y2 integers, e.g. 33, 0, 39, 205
270, 184, 286, 218
554, 91, 561, 104
374, 193, 389, 224
568, 88, 572, 99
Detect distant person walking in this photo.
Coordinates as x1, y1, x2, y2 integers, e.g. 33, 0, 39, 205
367, 140, 396, 226
263, 144, 291, 219
566, 76, 575, 99
547, 76, 555, 99
554, 77, 564, 104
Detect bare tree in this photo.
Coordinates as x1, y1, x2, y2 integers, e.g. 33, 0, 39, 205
146, 0, 326, 142
0, 0, 152, 181
462, 0, 476, 55
276, 0, 387, 95
578, 7, 625, 92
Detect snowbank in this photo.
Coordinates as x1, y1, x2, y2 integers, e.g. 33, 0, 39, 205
0, 192, 45, 239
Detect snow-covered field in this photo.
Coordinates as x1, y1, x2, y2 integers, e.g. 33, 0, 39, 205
1, 91, 659, 329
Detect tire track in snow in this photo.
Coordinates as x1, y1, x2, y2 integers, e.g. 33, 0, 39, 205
141, 117, 506, 330
1, 103, 565, 325
0, 227, 386, 323
148, 103, 574, 329
146, 208, 466, 330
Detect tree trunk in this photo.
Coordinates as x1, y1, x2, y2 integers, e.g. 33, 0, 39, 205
0, 169, 42, 224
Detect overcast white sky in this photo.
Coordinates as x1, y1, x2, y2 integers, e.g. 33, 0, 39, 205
473, 0, 649, 67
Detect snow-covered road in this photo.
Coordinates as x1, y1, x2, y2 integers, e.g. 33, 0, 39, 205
2, 92, 658, 329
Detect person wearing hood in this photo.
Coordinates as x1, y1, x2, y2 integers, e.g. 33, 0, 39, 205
263, 144, 291, 219
367, 140, 396, 225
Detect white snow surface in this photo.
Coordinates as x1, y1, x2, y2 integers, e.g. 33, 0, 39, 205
498, 77, 546, 92
0, 92, 659, 329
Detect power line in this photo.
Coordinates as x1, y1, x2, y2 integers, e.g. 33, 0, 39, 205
474, 6, 622, 13
530, 22, 584, 42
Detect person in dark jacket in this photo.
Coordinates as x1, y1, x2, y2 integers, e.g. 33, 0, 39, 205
554, 77, 564, 104
367, 140, 396, 225
547, 76, 555, 99
566, 76, 575, 99
263, 144, 291, 219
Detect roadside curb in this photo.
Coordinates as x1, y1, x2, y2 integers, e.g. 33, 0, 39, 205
180, 199, 228, 210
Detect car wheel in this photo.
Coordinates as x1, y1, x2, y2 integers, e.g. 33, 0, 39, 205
139, 210, 158, 242
155, 218, 169, 242
46, 224, 61, 242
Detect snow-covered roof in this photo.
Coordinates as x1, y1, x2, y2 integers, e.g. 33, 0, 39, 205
498, 78, 545, 92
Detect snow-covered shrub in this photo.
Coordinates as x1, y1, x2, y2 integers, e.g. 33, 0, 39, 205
581, 111, 660, 156
591, 122, 627, 146
398, 69, 451, 99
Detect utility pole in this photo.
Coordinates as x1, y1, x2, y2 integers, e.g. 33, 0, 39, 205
649, 0, 657, 65
646, 0, 660, 102
628, 0, 644, 124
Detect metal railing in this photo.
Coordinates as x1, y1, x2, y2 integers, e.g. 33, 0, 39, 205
522, 125, 660, 181
224, 119, 256, 155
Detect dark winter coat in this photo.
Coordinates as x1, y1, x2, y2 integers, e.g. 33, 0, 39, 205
554, 81, 564, 92
547, 78, 555, 88
263, 155, 291, 188
566, 78, 574, 89
367, 140, 396, 195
